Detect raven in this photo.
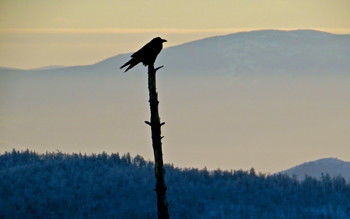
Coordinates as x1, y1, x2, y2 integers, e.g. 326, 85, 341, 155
120, 37, 167, 72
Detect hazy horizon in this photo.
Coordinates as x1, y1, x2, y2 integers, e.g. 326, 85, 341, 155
1, 30, 350, 174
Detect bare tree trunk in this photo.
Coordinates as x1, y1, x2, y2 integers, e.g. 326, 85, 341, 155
145, 65, 169, 219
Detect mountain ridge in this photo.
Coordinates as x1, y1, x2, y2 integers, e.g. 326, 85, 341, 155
1, 29, 349, 75
280, 157, 350, 181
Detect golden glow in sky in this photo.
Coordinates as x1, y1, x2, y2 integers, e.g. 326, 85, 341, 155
1, 0, 350, 29
0, 0, 349, 68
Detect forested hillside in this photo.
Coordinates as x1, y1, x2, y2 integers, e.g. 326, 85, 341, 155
1, 150, 350, 218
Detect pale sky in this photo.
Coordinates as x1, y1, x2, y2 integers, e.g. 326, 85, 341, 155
0, 0, 350, 68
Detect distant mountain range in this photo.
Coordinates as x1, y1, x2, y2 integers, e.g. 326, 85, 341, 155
280, 158, 350, 181
1, 29, 349, 75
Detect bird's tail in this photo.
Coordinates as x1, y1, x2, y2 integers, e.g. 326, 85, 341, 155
120, 60, 131, 71
120, 59, 138, 72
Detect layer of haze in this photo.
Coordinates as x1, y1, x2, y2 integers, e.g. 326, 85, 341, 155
1, 0, 350, 68
1, 73, 349, 173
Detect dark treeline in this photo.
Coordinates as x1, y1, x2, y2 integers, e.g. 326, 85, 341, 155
1, 149, 350, 219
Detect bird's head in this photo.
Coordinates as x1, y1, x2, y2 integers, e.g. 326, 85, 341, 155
154, 37, 167, 43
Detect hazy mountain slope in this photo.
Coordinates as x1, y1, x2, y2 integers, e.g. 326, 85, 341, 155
161, 29, 350, 75
281, 158, 350, 181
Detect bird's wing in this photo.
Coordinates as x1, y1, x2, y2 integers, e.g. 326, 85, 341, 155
131, 41, 153, 58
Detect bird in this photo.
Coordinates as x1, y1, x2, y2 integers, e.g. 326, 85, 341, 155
120, 37, 167, 72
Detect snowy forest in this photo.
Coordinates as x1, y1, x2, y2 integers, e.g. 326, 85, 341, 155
1, 150, 350, 219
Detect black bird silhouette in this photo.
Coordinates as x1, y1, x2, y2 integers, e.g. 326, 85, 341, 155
120, 37, 167, 72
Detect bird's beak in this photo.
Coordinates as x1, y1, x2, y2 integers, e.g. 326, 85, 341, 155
162, 39, 167, 42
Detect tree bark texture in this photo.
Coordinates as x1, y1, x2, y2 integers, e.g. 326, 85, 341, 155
145, 65, 169, 219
